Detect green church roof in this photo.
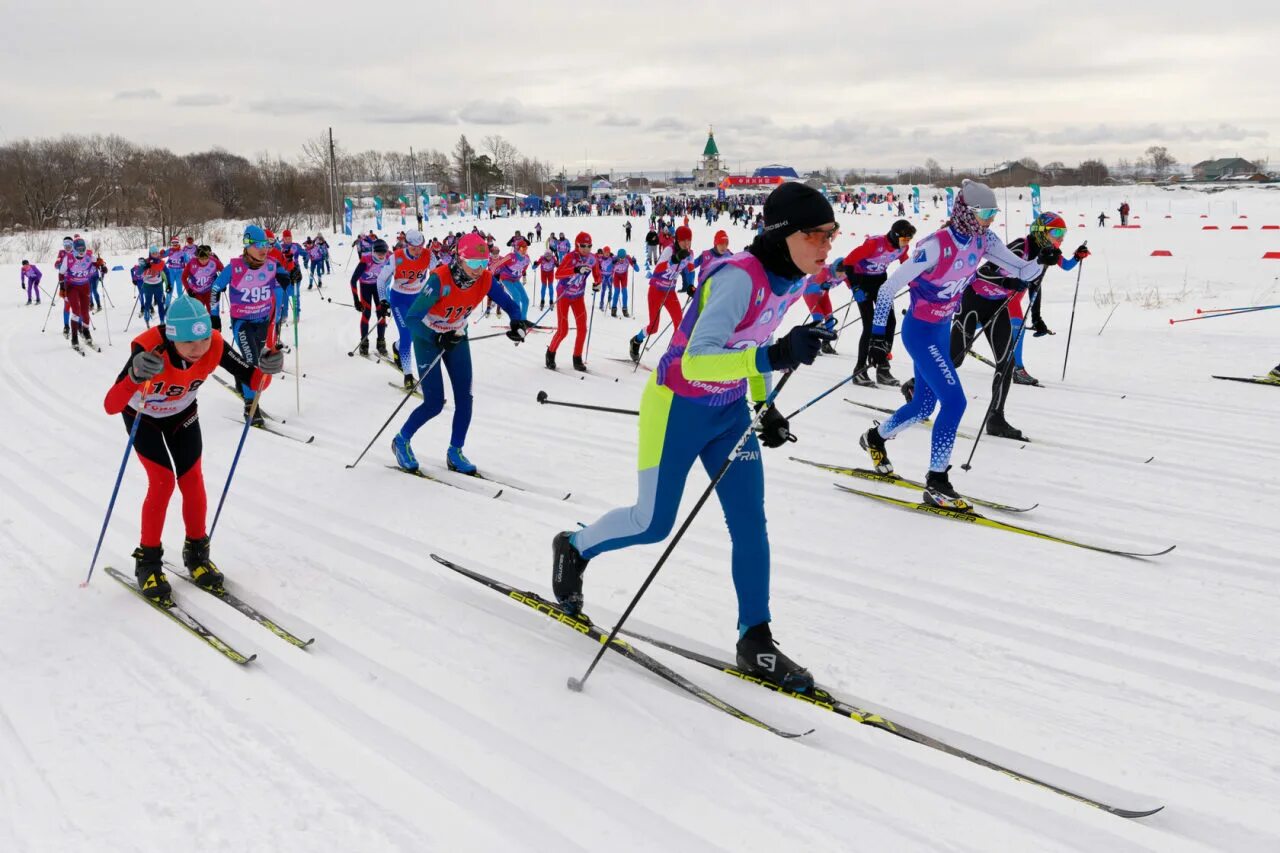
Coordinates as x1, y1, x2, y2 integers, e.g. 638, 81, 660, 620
703, 129, 719, 158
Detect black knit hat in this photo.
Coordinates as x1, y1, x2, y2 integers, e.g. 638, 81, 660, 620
761, 183, 835, 239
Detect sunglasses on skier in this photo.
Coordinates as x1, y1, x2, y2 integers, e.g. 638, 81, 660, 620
972, 207, 999, 220
799, 225, 840, 246
462, 257, 488, 270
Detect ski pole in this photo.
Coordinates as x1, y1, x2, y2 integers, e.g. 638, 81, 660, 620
584, 286, 599, 362
536, 390, 638, 416
345, 348, 447, 470
1097, 304, 1120, 336
125, 291, 142, 332
210, 309, 279, 540
100, 277, 116, 308
960, 306, 1035, 472
568, 370, 795, 694
784, 374, 853, 420
1196, 303, 1280, 314
293, 296, 301, 414
40, 286, 60, 333
1169, 304, 1280, 324
80, 364, 159, 587
837, 287, 906, 334
1060, 252, 1087, 381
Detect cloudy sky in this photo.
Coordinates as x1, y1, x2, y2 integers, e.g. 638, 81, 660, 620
3, 0, 1275, 175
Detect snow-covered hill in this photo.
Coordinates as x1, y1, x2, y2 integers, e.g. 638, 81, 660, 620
1, 185, 1278, 852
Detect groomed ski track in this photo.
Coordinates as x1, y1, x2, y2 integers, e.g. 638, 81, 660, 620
2, 191, 1279, 852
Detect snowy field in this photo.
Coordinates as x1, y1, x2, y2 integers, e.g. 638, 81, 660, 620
1, 183, 1278, 852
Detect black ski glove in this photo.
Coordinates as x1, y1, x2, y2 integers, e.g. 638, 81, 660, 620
377, 298, 390, 313
128, 350, 164, 384
435, 330, 464, 351
766, 324, 834, 372
507, 319, 534, 343
1037, 245, 1063, 266
867, 332, 891, 367
351, 290, 362, 310
755, 403, 795, 448
1072, 244, 1090, 260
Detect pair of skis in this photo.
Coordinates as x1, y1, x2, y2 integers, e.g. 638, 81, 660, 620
106, 563, 313, 665
788, 457, 1173, 558
386, 462, 571, 501
430, 554, 1163, 820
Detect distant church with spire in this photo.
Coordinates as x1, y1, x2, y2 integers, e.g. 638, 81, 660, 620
692, 127, 729, 188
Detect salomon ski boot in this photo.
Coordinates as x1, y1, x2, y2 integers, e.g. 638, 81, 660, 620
133, 545, 171, 601
875, 366, 900, 387
545, 349, 557, 371
391, 433, 419, 472
923, 466, 972, 512
446, 445, 477, 475
901, 377, 914, 403
402, 374, 415, 391
552, 532, 589, 616
1012, 367, 1040, 386
735, 622, 815, 694
573, 356, 587, 372
243, 401, 265, 428
628, 334, 642, 364
851, 367, 876, 388
860, 426, 893, 474
182, 535, 224, 591
376, 338, 388, 357
359, 339, 370, 356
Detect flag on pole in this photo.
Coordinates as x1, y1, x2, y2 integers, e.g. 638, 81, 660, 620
1030, 184, 1042, 218
374, 196, 384, 230
343, 198, 353, 236
945, 188, 955, 215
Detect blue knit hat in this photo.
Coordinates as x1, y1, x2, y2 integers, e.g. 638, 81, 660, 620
165, 294, 212, 342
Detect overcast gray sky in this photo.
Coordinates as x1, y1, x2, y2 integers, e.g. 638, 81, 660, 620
3, 0, 1275, 174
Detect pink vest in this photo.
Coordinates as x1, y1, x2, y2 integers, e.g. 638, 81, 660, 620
850, 235, 903, 274
185, 260, 219, 294
657, 252, 802, 406
226, 258, 279, 321
908, 228, 993, 324
63, 252, 97, 286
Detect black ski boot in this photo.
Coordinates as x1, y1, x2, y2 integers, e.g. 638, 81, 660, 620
622, 308, 630, 318
402, 374, 415, 391
859, 426, 893, 474
545, 349, 557, 370
376, 337, 388, 357
182, 535, 224, 591
875, 366, 900, 387
923, 466, 972, 512
82, 327, 94, 348
133, 545, 171, 601
820, 340, 837, 355
851, 367, 876, 387
611, 307, 617, 318
984, 412, 1027, 441
63, 325, 70, 338
358, 339, 370, 356
735, 622, 815, 694
573, 356, 587, 372
552, 532, 589, 616
900, 378, 914, 403
628, 334, 642, 364
243, 401, 265, 428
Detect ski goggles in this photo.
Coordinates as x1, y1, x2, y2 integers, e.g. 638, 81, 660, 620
462, 257, 488, 270
799, 225, 840, 246
243, 236, 272, 248
1043, 227, 1067, 241
972, 207, 999, 219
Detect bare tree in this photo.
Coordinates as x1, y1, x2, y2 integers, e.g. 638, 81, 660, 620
1144, 146, 1175, 178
